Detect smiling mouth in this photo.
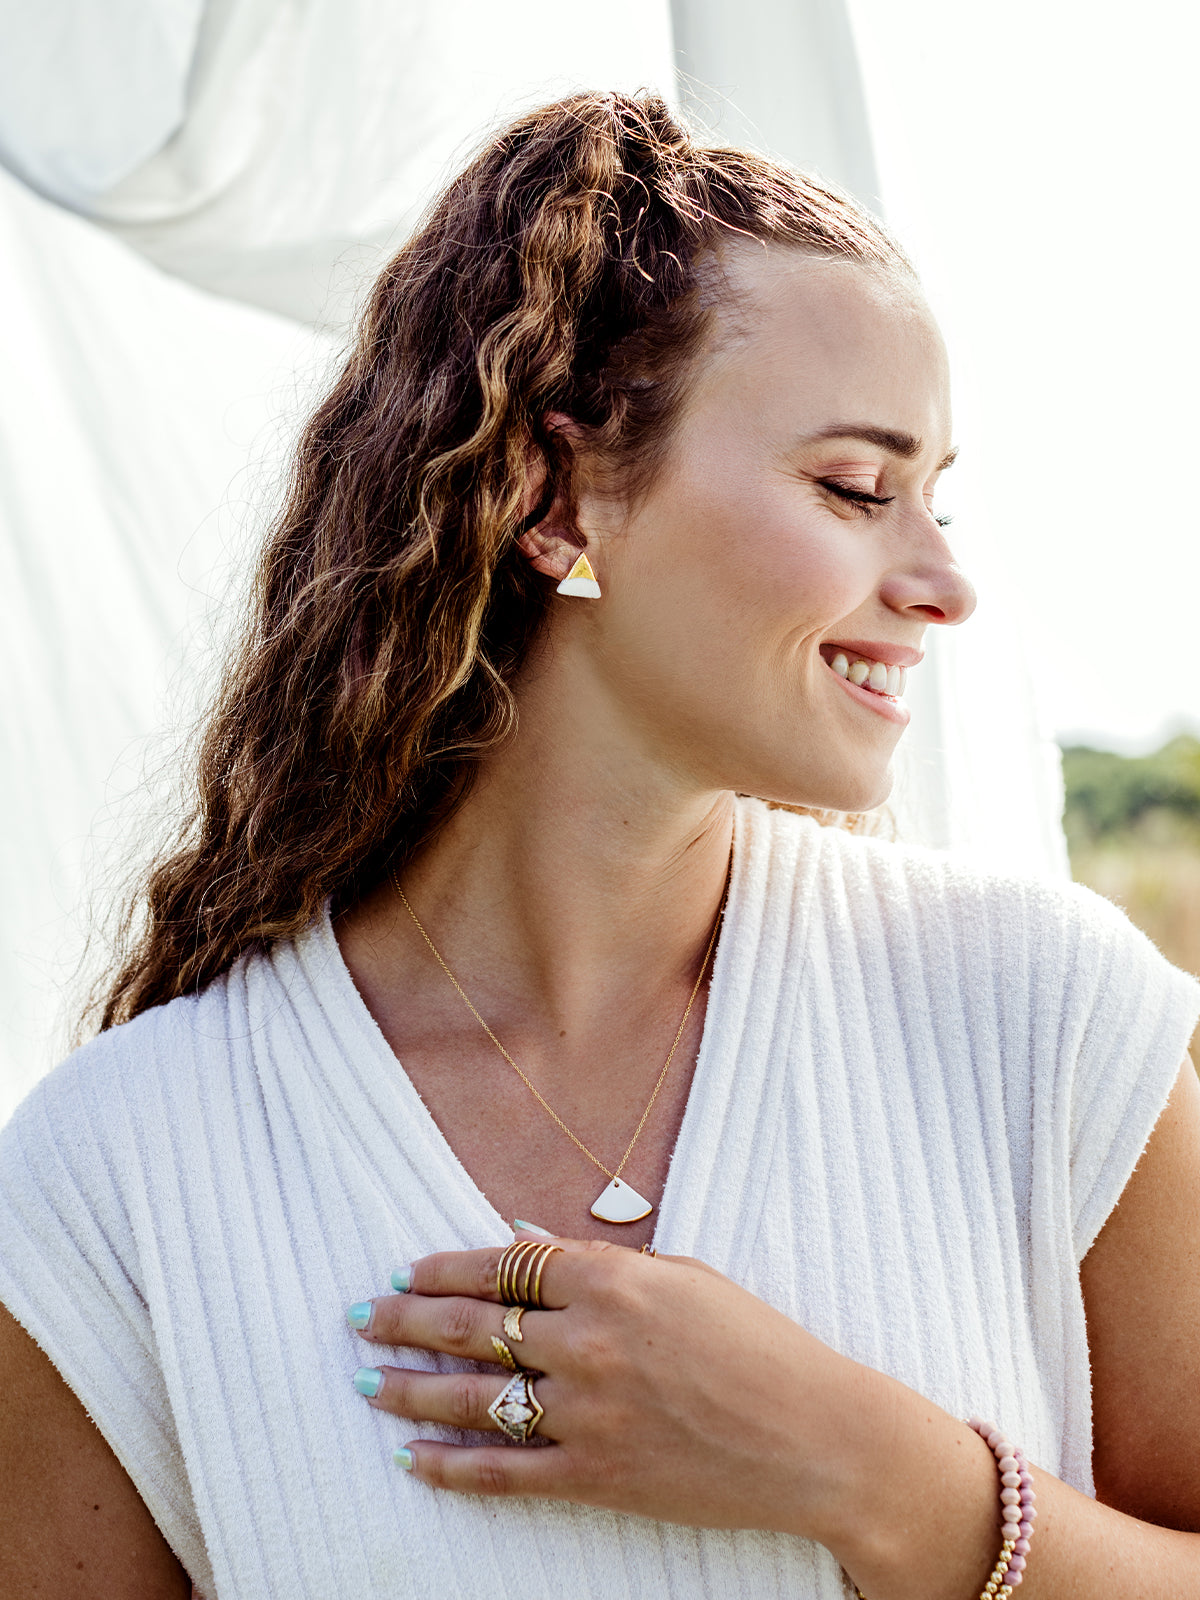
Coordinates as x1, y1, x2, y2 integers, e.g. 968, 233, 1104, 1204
822, 649, 908, 700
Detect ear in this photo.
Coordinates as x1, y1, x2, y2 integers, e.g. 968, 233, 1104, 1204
515, 412, 589, 584
515, 520, 586, 584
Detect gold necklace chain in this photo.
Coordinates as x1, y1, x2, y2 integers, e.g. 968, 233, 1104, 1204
391, 852, 731, 1183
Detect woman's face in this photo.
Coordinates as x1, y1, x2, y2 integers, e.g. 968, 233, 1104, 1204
576, 245, 976, 816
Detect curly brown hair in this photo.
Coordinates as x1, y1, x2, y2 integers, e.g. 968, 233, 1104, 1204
94, 89, 908, 1032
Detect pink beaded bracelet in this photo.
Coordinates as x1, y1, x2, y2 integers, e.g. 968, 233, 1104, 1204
966, 1416, 1037, 1595
852, 1416, 1036, 1600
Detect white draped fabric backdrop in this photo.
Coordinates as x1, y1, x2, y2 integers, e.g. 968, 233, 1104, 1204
0, 0, 1067, 1122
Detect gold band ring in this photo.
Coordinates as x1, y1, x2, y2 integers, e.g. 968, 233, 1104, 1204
490, 1335, 518, 1372
497, 1241, 561, 1307
487, 1369, 544, 1444
502, 1305, 526, 1342
515, 1242, 541, 1303
496, 1241, 537, 1303
526, 1242, 559, 1308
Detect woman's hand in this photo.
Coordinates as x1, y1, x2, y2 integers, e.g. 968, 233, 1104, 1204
347, 1233, 875, 1542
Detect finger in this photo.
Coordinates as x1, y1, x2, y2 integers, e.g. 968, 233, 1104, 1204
643, 1251, 722, 1276
354, 1291, 553, 1368
513, 1226, 648, 1256
397, 1440, 568, 1498
357, 1365, 560, 1437
513, 1230, 718, 1278
403, 1238, 615, 1307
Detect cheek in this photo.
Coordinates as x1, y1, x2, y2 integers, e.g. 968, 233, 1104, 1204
700, 439, 855, 586
654, 470, 868, 653
611, 488, 868, 722
746, 523, 866, 634
610, 410, 880, 684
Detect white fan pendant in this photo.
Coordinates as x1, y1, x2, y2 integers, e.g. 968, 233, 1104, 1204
590, 1177, 653, 1223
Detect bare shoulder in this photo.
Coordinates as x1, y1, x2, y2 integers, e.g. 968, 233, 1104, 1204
1082, 1057, 1200, 1530
0, 1302, 189, 1597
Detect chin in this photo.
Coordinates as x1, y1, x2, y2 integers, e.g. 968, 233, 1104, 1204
748, 758, 895, 819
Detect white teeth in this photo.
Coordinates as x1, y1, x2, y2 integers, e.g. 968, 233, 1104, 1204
828, 651, 912, 698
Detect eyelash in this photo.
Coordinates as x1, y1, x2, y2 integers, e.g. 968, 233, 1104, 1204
819, 479, 953, 528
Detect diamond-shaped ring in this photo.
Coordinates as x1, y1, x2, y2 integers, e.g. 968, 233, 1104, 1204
486, 1369, 544, 1444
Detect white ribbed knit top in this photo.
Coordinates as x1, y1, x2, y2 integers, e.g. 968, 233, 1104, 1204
1, 795, 1197, 1600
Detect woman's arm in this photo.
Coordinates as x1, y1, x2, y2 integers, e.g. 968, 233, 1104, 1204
0, 1303, 190, 1597
350, 1057, 1200, 1599
829, 1053, 1200, 1597
1083, 1053, 1200, 1527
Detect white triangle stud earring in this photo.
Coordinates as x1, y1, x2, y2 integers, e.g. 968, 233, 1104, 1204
555, 552, 601, 599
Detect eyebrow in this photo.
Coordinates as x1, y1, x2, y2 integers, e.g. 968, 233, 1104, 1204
806, 423, 958, 473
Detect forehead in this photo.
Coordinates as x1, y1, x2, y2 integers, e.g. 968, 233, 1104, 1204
689, 243, 951, 448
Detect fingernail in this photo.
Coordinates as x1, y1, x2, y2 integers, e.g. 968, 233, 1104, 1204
354, 1367, 383, 1397
390, 1265, 413, 1292
394, 1447, 414, 1471
513, 1219, 556, 1237
346, 1301, 373, 1331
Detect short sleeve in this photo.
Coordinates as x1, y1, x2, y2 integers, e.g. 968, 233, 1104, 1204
1062, 884, 1200, 1262
0, 1035, 213, 1591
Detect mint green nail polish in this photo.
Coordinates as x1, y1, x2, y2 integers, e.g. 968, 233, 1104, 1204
354, 1367, 383, 1397
390, 1265, 412, 1293
513, 1219, 556, 1237
346, 1301, 373, 1331
394, 1447, 414, 1471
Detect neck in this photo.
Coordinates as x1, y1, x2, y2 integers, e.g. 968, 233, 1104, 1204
390, 641, 736, 1032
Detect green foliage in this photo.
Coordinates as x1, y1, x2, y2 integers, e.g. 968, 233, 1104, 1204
1061, 735, 1200, 847
1063, 734, 1200, 1025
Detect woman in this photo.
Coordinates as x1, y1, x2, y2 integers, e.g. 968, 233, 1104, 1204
1, 90, 1198, 1599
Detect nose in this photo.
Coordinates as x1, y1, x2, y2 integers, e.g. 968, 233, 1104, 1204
879, 529, 977, 626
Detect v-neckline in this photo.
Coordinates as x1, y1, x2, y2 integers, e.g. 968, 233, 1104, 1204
302, 795, 757, 1253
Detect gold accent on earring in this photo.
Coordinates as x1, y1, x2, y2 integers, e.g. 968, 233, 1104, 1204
555, 552, 601, 598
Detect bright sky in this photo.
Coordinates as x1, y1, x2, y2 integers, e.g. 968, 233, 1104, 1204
848, 0, 1200, 753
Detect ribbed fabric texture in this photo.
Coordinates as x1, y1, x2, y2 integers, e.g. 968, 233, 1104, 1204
1, 795, 1197, 1600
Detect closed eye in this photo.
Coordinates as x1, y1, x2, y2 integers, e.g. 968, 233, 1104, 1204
819, 479, 894, 515
821, 478, 954, 529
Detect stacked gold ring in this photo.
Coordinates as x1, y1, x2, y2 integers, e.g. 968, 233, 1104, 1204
487, 1370, 544, 1444
496, 1240, 561, 1307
